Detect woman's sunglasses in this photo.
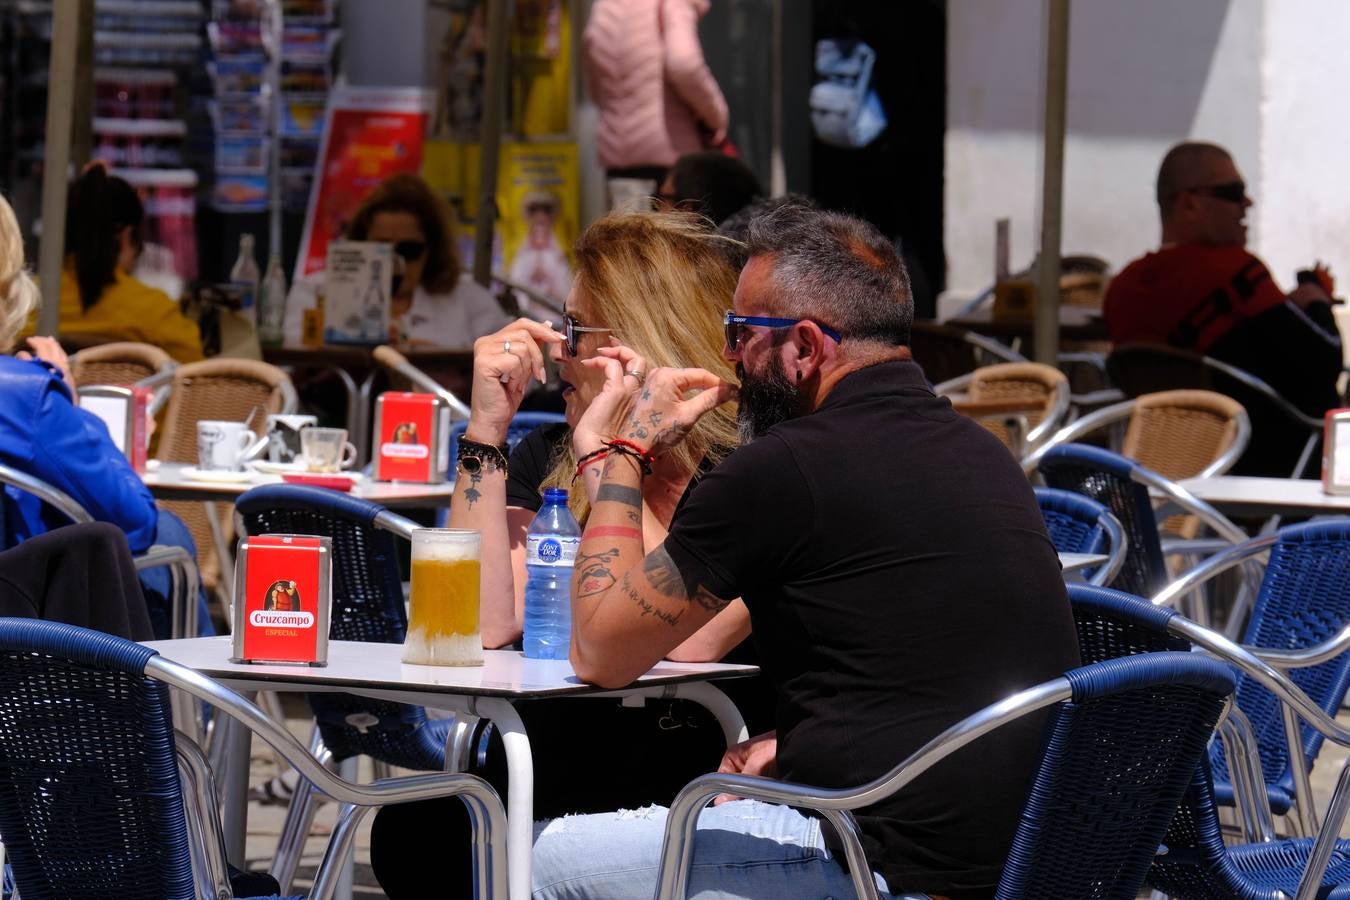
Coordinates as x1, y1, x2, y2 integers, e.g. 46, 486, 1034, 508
1184, 181, 1247, 205
562, 312, 611, 356
392, 240, 427, 261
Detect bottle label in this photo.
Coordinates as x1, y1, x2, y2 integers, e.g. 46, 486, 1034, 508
527, 535, 579, 567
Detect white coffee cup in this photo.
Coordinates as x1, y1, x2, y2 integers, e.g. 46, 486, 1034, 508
198, 420, 258, 471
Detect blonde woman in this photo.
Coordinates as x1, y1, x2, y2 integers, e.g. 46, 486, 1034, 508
370, 211, 768, 899
0, 191, 208, 639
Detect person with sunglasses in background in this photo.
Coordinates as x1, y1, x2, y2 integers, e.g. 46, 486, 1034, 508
368, 210, 774, 899
282, 173, 508, 347
1104, 141, 1343, 474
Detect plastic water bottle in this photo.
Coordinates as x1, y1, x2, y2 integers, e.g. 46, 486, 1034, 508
523, 488, 581, 659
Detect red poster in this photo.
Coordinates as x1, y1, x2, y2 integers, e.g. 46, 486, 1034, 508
239, 536, 326, 665
295, 87, 435, 282
375, 392, 438, 482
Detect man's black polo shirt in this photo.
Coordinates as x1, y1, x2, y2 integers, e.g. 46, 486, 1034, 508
665, 359, 1080, 897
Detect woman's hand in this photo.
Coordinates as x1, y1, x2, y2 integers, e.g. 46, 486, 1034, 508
465, 318, 563, 444
624, 366, 737, 458
572, 343, 648, 457
18, 337, 76, 402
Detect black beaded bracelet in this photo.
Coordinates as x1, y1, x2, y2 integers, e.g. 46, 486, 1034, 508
457, 437, 510, 475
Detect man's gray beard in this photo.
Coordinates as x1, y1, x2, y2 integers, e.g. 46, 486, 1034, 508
736, 356, 799, 444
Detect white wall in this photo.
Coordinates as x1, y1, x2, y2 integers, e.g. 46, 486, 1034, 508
943, 0, 1275, 313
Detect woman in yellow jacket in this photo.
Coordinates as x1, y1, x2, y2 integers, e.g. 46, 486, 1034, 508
50, 167, 203, 363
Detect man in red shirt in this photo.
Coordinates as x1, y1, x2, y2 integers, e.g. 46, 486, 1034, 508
1104, 141, 1342, 473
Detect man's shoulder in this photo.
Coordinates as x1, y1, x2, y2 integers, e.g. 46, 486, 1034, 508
1117, 244, 1267, 280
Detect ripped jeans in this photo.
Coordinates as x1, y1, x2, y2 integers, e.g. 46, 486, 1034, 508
530, 799, 926, 900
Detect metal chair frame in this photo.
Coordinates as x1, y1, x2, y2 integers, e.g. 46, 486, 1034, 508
1032, 486, 1128, 587
652, 652, 1235, 900
0, 618, 507, 900
0, 462, 199, 641
234, 484, 465, 893
70, 341, 177, 413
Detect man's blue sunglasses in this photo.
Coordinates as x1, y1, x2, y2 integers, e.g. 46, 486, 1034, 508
724, 311, 843, 353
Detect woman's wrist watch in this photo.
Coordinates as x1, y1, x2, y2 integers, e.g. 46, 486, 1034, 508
457, 437, 510, 475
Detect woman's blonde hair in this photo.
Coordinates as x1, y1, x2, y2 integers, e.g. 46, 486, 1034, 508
0, 192, 38, 353
541, 211, 741, 522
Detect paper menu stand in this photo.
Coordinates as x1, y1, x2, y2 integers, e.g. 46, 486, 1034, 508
77, 384, 150, 472
232, 534, 331, 666
322, 240, 392, 345
1323, 409, 1350, 495
372, 392, 452, 483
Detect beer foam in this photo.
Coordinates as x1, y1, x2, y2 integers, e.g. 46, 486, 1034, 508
402, 627, 483, 666
412, 536, 479, 563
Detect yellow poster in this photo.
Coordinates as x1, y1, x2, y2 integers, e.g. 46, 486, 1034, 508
423, 140, 578, 316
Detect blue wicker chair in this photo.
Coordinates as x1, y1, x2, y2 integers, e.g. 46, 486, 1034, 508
1036, 443, 1248, 605
1068, 582, 1350, 899
235, 483, 461, 891
1032, 486, 1127, 586
1154, 521, 1350, 836
652, 651, 1235, 900
0, 617, 506, 900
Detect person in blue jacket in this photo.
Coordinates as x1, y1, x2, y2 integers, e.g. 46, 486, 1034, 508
0, 190, 208, 638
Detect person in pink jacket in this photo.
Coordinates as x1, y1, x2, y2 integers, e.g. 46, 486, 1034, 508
583, 0, 730, 211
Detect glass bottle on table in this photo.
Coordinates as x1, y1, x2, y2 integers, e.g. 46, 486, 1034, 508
229, 233, 260, 327
257, 254, 288, 346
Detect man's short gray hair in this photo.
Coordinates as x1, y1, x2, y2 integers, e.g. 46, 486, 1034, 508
744, 204, 912, 347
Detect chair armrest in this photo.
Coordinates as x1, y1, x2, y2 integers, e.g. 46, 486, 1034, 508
1130, 467, 1250, 546
0, 464, 92, 524
1245, 623, 1350, 669
1202, 356, 1325, 431
374, 508, 422, 541
1026, 380, 1071, 449
1152, 534, 1278, 610
653, 678, 1072, 900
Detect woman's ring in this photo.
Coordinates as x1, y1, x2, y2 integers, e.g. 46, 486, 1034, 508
503, 340, 512, 353
625, 370, 645, 385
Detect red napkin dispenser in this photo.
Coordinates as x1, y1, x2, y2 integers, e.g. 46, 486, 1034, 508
372, 392, 452, 483
231, 534, 331, 666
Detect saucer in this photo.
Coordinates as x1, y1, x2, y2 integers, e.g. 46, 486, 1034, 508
252, 460, 363, 482
181, 467, 257, 484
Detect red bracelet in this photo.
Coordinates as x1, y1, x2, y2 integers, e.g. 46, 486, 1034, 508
574, 450, 610, 480
606, 438, 655, 465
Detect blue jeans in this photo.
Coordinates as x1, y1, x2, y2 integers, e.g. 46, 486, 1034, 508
530, 799, 925, 900
138, 508, 214, 639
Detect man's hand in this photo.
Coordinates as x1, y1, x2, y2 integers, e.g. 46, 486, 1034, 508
18, 336, 76, 402
713, 731, 778, 805
465, 318, 563, 444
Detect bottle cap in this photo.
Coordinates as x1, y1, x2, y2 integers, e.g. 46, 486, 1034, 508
542, 488, 568, 503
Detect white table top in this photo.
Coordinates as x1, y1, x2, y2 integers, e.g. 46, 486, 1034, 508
1178, 476, 1350, 518
141, 462, 456, 508
144, 636, 758, 699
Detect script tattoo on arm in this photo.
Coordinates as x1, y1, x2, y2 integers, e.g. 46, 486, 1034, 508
641, 545, 730, 615
576, 546, 619, 597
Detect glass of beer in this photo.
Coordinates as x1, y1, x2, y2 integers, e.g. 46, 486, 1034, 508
403, 528, 482, 666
